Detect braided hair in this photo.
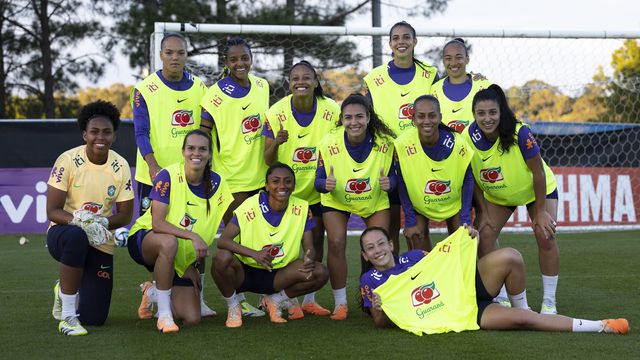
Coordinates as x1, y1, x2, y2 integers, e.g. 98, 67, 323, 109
219, 37, 252, 81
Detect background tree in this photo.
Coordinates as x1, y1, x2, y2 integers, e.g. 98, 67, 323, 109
76, 83, 134, 119
602, 39, 640, 123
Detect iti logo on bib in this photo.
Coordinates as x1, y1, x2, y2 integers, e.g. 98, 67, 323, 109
480, 167, 504, 183
172, 110, 194, 127
241, 115, 261, 134
179, 213, 197, 231
345, 178, 371, 194
424, 180, 451, 196
292, 147, 317, 164
411, 282, 441, 307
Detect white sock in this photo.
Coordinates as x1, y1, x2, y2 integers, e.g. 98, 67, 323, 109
156, 288, 172, 319
303, 292, 316, 305
332, 287, 347, 306
224, 292, 239, 308
270, 290, 290, 304
508, 290, 529, 309
542, 275, 558, 305
236, 292, 247, 302
497, 285, 509, 300
147, 282, 157, 303
572, 318, 604, 332
199, 273, 206, 303
60, 289, 77, 318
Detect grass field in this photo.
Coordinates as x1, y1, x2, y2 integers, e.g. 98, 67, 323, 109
1, 231, 638, 359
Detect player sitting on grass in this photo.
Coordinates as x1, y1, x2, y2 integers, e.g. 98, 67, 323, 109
359, 226, 629, 335
212, 163, 329, 327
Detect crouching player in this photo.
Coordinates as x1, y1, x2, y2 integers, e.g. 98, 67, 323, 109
47, 101, 134, 335
212, 163, 329, 327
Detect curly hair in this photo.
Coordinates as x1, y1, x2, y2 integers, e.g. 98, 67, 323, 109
338, 93, 396, 145
77, 100, 120, 132
472, 84, 519, 153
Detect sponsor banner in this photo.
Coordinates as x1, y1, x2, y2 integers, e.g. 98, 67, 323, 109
1, 167, 638, 234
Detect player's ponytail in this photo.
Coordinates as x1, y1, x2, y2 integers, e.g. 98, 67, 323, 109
472, 84, 519, 153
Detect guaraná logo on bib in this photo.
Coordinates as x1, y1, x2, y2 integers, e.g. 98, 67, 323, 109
424, 180, 451, 196
171, 110, 194, 127
262, 243, 284, 258
398, 103, 414, 120
179, 213, 197, 231
411, 282, 440, 307
292, 147, 317, 164
447, 119, 469, 133
480, 167, 504, 183
81, 202, 103, 214
241, 115, 261, 134
345, 178, 371, 194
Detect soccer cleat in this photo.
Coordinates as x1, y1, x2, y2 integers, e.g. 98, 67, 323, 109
330, 304, 349, 321
225, 304, 242, 328
58, 316, 87, 336
494, 296, 512, 308
302, 302, 331, 316
287, 301, 304, 320
540, 303, 558, 315
200, 301, 217, 317
138, 282, 154, 320
52, 280, 62, 320
261, 295, 287, 323
240, 299, 265, 317
602, 318, 630, 335
156, 316, 179, 333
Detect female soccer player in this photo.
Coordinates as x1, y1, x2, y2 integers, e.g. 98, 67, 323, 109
263, 60, 340, 317
467, 84, 560, 314
212, 163, 329, 328
47, 101, 134, 336
431, 38, 491, 133
395, 95, 474, 250
200, 37, 270, 316
363, 21, 440, 257
359, 227, 629, 334
127, 130, 233, 333
315, 93, 395, 320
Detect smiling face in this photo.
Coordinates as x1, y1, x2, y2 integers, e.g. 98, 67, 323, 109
182, 133, 211, 172
266, 167, 295, 204
442, 42, 469, 79
413, 99, 442, 144
225, 44, 252, 84
389, 24, 417, 62
474, 100, 501, 137
341, 103, 370, 142
361, 229, 395, 271
289, 64, 318, 99
82, 116, 115, 164
160, 36, 187, 79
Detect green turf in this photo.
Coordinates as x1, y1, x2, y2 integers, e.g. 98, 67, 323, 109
1, 231, 638, 359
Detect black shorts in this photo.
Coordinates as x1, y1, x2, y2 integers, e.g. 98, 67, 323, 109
237, 263, 279, 295
309, 203, 322, 219
47, 224, 113, 325
507, 188, 558, 212
475, 268, 494, 325
321, 205, 351, 218
388, 187, 400, 206
137, 182, 152, 216
127, 229, 194, 287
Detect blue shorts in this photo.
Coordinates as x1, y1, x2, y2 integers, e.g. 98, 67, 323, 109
127, 229, 194, 287
47, 225, 113, 325
237, 263, 279, 295
475, 268, 494, 325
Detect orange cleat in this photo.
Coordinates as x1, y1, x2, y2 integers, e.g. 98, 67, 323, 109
156, 316, 179, 333
602, 318, 630, 335
288, 302, 304, 320
302, 302, 331, 316
225, 304, 242, 328
330, 304, 348, 321
138, 282, 154, 320
261, 295, 287, 323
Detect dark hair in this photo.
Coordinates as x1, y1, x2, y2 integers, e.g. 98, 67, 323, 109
161, 32, 188, 50
338, 93, 396, 144
389, 21, 430, 72
77, 100, 120, 132
358, 226, 392, 315
219, 37, 252, 80
265, 162, 296, 186
182, 130, 214, 214
290, 60, 325, 98
472, 84, 519, 153
412, 95, 452, 134
442, 37, 468, 57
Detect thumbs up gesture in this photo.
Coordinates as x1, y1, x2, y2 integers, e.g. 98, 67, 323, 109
275, 117, 289, 145
379, 168, 390, 192
325, 165, 336, 192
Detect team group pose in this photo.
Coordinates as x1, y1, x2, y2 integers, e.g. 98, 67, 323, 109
45, 23, 629, 337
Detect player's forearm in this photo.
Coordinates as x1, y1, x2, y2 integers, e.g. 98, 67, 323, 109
264, 137, 279, 165
106, 200, 134, 229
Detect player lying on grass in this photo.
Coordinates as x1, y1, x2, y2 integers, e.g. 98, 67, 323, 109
359, 226, 629, 335
212, 163, 329, 327
47, 101, 134, 336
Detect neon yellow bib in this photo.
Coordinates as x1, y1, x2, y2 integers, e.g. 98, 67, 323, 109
394, 129, 473, 221
431, 77, 491, 133
319, 128, 394, 218
130, 162, 233, 277
374, 227, 479, 335
200, 75, 270, 192
364, 63, 438, 136
132, 72, 206, 185
233, 193, 309, 269
466, 123, 557, 206
265, 95, 339, 205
